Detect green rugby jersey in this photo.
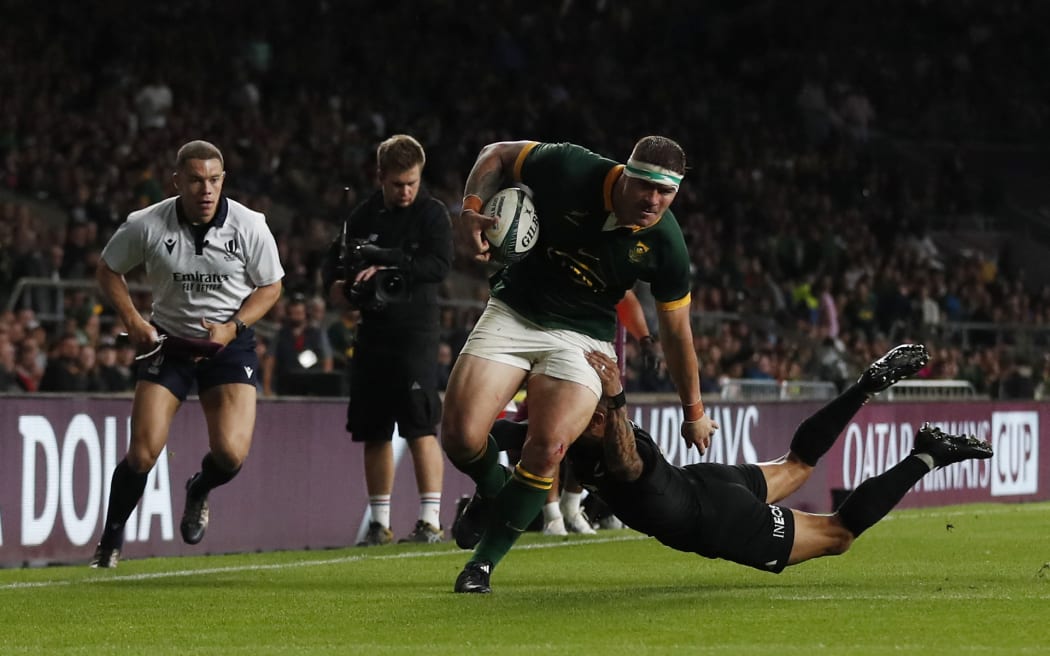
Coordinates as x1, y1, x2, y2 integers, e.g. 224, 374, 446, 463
491, 142, 692, 341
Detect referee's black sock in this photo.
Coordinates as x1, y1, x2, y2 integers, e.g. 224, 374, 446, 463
836, 455, 932, 537
100, 458, 149, 546
189, 453, 241, 496
789, 384, 868, 466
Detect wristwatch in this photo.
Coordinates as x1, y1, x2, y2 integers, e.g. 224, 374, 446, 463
232, 317, 247, 336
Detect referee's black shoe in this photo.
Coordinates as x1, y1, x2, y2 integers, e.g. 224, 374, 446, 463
180, 473, 210, 545
913, 423, 993, 467
454, 560, 493, 594
90, 544, 121, 569
857, 344, 929, 395
90, 529, 124, 568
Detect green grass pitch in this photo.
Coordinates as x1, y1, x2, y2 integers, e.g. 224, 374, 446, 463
1, 502, 1047, 655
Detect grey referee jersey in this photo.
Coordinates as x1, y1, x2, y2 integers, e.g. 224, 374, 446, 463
101, 196, 284, 339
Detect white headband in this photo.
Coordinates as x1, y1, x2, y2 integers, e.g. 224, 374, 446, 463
624, 158, 683, 190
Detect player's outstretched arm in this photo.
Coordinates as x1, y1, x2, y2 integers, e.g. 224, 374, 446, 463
585, 350, 643, 482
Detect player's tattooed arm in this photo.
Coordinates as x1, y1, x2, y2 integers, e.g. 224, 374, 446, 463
602, 404, 643, 482
586, 350, 643, 482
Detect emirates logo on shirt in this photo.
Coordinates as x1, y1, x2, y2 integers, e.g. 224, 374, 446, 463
172, 271, 232, 293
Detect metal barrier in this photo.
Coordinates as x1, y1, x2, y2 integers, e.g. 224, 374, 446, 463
3, 277, 151, 326
717, 378, 978, 402
718, 379, 838, 401
881, 380, 978, 401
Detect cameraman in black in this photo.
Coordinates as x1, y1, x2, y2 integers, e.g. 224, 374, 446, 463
322, 134, 453, 546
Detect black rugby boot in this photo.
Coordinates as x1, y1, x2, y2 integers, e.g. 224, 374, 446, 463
454, 560, 493, 594
857, 344, 929, 395
180, 473, 210, 545
451, 493, 490, 550
913, 423, 994, 467
89, 529, 124, 569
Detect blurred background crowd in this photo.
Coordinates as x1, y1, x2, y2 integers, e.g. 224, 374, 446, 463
1, 0, 1049, 399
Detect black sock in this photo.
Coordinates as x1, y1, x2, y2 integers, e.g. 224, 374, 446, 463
100, 459, 149, 547
189, 453, 241, 497
452, 434, 509, 499
490, 420, 528, 452
837, 455, 931, 537
790, 384, 868, 466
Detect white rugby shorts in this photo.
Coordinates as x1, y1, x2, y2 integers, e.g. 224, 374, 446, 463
460, 298, 617, 398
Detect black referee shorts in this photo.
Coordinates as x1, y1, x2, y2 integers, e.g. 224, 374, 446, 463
135, 328, 258, 402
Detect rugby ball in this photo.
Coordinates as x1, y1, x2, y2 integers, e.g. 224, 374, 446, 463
483, 187, 539, 263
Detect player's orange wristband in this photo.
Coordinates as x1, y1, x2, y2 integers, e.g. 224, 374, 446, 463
683, 400, 705, 422
462, 194, 483, 213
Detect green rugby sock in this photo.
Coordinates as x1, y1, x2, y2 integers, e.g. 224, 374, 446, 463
473, 470, 550, 567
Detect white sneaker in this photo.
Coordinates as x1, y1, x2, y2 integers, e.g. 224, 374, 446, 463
565, 511, 596, 534
542, 517, 568, 536
598, 514, 624, 530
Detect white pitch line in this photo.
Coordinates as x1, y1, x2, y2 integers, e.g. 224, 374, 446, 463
0, 534, 647, 591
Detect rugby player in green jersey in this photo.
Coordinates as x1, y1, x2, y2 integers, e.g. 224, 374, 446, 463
443, 137, 718, 593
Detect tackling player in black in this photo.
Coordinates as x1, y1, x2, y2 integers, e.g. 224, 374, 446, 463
462, 344, 993, 592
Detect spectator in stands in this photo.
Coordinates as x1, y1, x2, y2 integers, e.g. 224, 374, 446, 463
809, 337, 852, 391
917, 284, 943, 338
816, 277, 839, 339
306, 295, 327, 329
39, 333, 89, 392
14, 338, 44, 392
76, 343, 104, 392
796, 78, 833, 145
61, 218, 94, 279
1036, 353, 1050, 400
95, 339, 134, 392
263, 292, 334, 396
0, 339, 19, 392
998, 352, 1036, 400
838, 84, 877, 143
326, 305, 358, 391
133, 72, 173, 131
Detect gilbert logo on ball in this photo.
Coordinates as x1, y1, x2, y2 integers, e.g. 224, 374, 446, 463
484, 187, 539, 263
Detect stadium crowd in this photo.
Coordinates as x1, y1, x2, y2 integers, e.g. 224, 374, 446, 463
1, 0, 1048, 399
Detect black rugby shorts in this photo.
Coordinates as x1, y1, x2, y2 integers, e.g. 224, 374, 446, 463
135, 329, 258, 401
